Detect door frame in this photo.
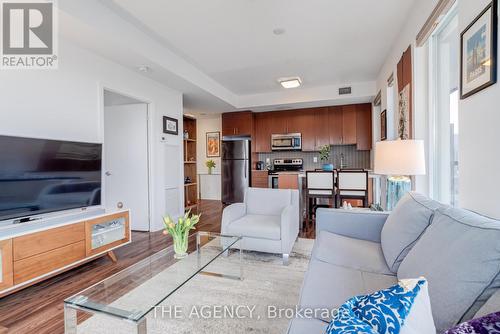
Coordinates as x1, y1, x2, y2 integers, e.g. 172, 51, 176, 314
99, 85, 153, 231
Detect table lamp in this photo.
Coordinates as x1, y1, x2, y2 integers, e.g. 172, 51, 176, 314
374, 140, 426, 210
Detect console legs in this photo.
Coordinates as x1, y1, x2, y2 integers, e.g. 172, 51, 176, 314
107, 251, 117, 263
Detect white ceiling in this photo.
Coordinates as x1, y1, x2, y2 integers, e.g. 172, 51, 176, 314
106, 0, 416, 96
59, 0, 417, 114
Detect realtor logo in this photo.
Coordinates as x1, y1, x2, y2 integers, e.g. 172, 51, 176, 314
1, 0, 58, 69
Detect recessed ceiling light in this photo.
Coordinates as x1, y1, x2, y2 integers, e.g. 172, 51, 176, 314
273, 28, 286, 35
279, 77, 302, 89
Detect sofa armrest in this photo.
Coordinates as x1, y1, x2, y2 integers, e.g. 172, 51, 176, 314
281, 204, 299, 254
315, 208, 390, 242
221, 203, 246, 233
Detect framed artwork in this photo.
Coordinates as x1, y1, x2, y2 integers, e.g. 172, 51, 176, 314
460, 0, 497, 99
380, 110, 387, 141
163, 116, 178, 135
206, 131, 220, 157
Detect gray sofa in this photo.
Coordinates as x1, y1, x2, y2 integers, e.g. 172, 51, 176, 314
288, 192, 500, 333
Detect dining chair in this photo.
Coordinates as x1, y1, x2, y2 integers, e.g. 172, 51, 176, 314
336, 170, 369, 208
305, 171, 336, 228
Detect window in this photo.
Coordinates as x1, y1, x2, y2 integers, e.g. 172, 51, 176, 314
428, 5, 459, 206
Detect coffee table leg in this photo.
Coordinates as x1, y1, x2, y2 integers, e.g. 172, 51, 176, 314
239, 247, 244, 280
136, 318, 147, 334
64, 304, 77, 334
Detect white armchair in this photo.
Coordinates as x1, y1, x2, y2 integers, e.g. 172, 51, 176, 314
221, 187, 300, 265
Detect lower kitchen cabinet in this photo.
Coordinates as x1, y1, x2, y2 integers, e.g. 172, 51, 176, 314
251, 170, 269, 188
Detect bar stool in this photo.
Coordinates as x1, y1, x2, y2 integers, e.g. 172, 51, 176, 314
337, 170, 369, 207
305, 171, 336, 228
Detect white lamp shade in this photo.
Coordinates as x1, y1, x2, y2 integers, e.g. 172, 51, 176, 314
374, 140, 426, 176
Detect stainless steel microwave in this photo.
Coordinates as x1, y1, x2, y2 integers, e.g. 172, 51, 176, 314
271, 133, 302, 151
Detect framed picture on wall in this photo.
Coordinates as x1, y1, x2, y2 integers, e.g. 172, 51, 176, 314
460, 0, 497, 99
380, 109, 387, 141
163, 116, 178, 135
206, 131, 220, 157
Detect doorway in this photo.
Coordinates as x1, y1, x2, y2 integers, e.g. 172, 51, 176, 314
103, 89, 151, 231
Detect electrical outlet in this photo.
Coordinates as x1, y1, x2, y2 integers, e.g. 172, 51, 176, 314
313, 156, 318, 163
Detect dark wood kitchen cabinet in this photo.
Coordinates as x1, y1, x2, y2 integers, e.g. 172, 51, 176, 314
328, 106, 343, 145
315, 108, 331, 148
254, 112, 273, 152
252, 103, 372, 152
222, 111, 253, 136
287, 109, 316, 151
356, 103, 372, 150
341, 105, 357, 145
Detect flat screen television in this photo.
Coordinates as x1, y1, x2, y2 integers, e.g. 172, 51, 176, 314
0, 135, 102, 222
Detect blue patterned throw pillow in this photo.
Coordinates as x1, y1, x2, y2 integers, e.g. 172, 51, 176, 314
325, 279, 425, 334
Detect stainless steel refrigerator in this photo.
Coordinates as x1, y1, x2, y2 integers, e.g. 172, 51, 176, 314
222, 138, 251, 204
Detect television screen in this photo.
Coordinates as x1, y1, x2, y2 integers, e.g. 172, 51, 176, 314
0, 135, 102, 221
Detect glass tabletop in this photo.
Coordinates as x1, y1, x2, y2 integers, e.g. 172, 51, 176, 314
64, 232, 241, 322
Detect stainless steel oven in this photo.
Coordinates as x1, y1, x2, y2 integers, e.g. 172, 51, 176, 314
268, 174, 279, 188
271, 133, 302, 151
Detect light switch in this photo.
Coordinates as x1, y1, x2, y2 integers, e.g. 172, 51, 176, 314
313, 156, 318, 163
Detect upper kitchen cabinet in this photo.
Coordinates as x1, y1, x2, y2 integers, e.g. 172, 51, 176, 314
286, 109, 316, 151
356, 103, 372, 150
314, 108, 332, 149
222, 111, 253, 137
341, 105, 357, 145
254, 112, 273, 152
328, 106, 343, 145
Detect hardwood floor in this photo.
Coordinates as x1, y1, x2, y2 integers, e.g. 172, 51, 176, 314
0, 200, 313, 333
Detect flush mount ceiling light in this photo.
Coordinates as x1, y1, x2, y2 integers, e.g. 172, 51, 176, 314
279, 77, 302, 89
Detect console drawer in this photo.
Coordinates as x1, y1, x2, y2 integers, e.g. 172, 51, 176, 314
13, 223, 85, 261
13, 241, 85, 284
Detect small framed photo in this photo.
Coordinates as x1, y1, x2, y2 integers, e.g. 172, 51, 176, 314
380, 110, 387, 141
206, 132, 220, 157
163, 116, 178, 135
460, 0, 497, 99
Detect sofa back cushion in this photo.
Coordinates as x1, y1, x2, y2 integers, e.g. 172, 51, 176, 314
381, 192, 443, 273
397, 207, 500, 333
245, 187, 291, 216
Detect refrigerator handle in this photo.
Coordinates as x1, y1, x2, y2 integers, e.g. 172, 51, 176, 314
244, 159, 247, 179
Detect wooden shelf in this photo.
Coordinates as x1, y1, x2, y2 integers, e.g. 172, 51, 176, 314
183, 116, 198, 213
184, 183, 197, 187
184, 161, 196, 164
183, 138, 196, 142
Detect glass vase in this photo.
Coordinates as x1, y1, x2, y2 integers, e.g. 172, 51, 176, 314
173, 230, 189, 259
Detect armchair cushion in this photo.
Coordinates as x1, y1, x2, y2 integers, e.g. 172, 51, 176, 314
381, 192, 443, 273
245, 188, 291, 216
224, 214, 281, 240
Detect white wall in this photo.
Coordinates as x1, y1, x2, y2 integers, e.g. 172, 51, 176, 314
458, 0, 500, 219
196, 115, 222, 200
0, 39, 184, 231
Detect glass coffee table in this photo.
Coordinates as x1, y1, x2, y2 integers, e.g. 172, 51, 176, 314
64, 232, 242, 334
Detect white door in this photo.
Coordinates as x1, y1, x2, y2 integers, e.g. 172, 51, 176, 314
104, 104, 150, 231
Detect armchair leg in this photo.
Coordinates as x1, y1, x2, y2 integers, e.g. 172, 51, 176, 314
282, 253, 290, 266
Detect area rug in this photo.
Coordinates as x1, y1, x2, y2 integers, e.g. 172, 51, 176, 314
77, 238, 314, 334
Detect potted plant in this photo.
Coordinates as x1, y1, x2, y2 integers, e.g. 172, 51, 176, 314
163, 211, 200, 259
319, 145, 334, 171
206, 159, 216, 174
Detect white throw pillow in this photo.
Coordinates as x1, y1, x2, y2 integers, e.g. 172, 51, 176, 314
400, 278, 436, 334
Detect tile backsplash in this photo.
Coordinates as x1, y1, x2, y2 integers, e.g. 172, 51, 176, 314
258, 145, 371, 171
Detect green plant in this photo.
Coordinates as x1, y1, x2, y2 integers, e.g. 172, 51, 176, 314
163, 211, 201, 256
205, 159, 216, 169
319, 145, 330, 163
